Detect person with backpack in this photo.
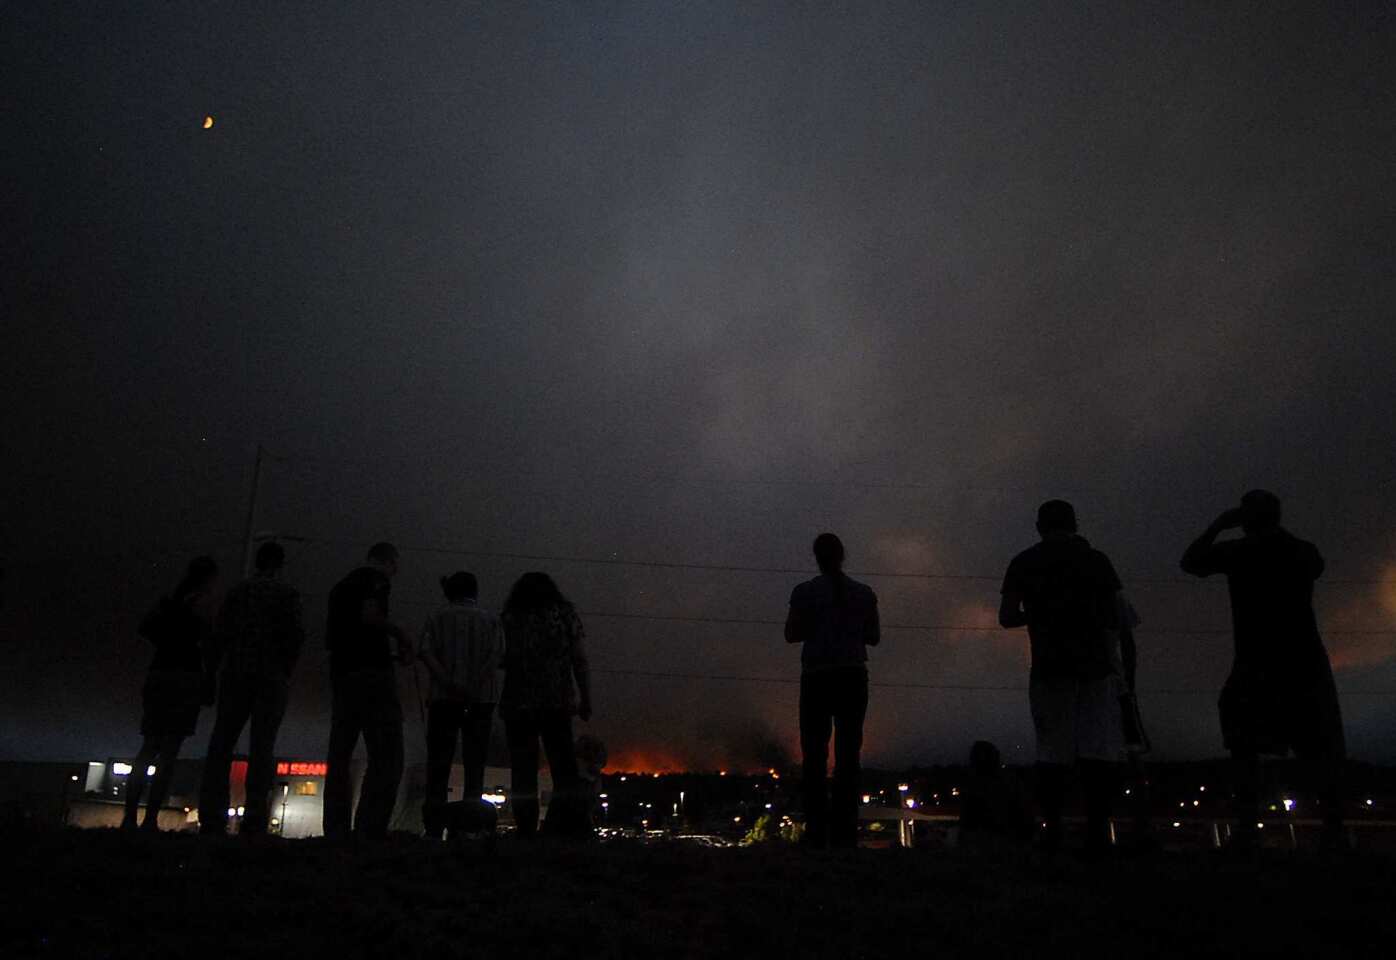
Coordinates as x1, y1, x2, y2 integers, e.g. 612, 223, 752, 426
999, 501, 1124, 855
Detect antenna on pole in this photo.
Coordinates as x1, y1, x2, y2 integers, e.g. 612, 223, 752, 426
241, 443, 266, 577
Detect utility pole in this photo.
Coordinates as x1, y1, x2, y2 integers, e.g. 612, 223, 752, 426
240, 443, 266, 577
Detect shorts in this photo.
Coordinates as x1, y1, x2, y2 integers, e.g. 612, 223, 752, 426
1219, 661, 1346, 759
1030, 670, 1124, 764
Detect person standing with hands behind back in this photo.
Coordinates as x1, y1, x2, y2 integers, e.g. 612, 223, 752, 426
323, 542, 411, 840
417, 571, 505, 840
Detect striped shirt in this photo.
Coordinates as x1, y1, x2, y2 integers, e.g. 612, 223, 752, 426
418, 601, 506, 704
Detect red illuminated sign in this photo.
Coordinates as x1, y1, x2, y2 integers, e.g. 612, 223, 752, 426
276, 762, 328, 777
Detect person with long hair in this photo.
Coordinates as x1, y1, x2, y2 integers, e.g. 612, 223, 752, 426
122, 555, 219, 831
499, 572, 592, 837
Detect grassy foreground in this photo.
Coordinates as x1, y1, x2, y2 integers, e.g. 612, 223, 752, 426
4, 829, 1394, 958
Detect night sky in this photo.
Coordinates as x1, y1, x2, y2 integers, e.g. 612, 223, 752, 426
4, 2, 1394, 769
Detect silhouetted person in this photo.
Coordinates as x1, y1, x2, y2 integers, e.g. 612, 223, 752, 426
785, 533, 880, 849
956, 740, 1034, 849
1115, 594, 1156, 851
323, 542, 410, 840
122, 556, 219, 831
499, 572, 592, 838
1181, 490, 1347, 848
1000, 500, 1123, 855
417, 571, 505, 840
198, 541, 305, 836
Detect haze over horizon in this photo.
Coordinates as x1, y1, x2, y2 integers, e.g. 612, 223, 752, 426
4, 2, 1394, 769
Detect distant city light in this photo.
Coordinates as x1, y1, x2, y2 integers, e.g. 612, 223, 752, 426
112, 763, 132, 776
905, 799, 916, 809
1282, 798, 1295, 812
1366, 799, 1375, 807
1199, 785, 1207, 792
482, 793, 506, 806
897, 784, 909, 793
70, 775, 79, 782
861, 794, 871, 804
147, 765, 156, 776
236, 806, 245, 816
227, 808, 236, 818
1256, 823, 1265, 829
950, 788, 959, 797
1172, 822, 1181, 828
719, 771, 727, 777
1124, 788, 1132, 796
1192, 800, 1200, 808
202, 115, 214, 129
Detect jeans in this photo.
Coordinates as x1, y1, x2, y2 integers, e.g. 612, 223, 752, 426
423, 700, 495, 839
198, 671, 290, 834
504, 708, 580, 837
324, 669, 404, 839
799, 666, 868, 848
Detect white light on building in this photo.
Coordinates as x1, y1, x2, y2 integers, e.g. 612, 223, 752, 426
112, 763, 133, 776
482, 793, 507, 806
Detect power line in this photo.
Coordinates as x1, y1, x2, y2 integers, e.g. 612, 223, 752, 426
351, 596, 1392, 638
269, 533, 1396, 587
592, 668, 1396, 696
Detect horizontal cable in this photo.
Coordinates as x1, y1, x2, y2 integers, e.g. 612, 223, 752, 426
269, 533, 1393, 587
592, 668, 1396, 696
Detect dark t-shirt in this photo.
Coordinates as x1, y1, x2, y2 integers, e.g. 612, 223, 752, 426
326, 566, 393, 676
786, 574, 880, 670
139, 597, 209, 672
1001, 536, 1122, 677
1182, 529, 1326, 674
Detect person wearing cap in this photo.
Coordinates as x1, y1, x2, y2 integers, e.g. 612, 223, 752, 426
198, 541, 305, 836
1182, 490, 1347, 849
999, 500, 1125, 856
417, 571, 505, 840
